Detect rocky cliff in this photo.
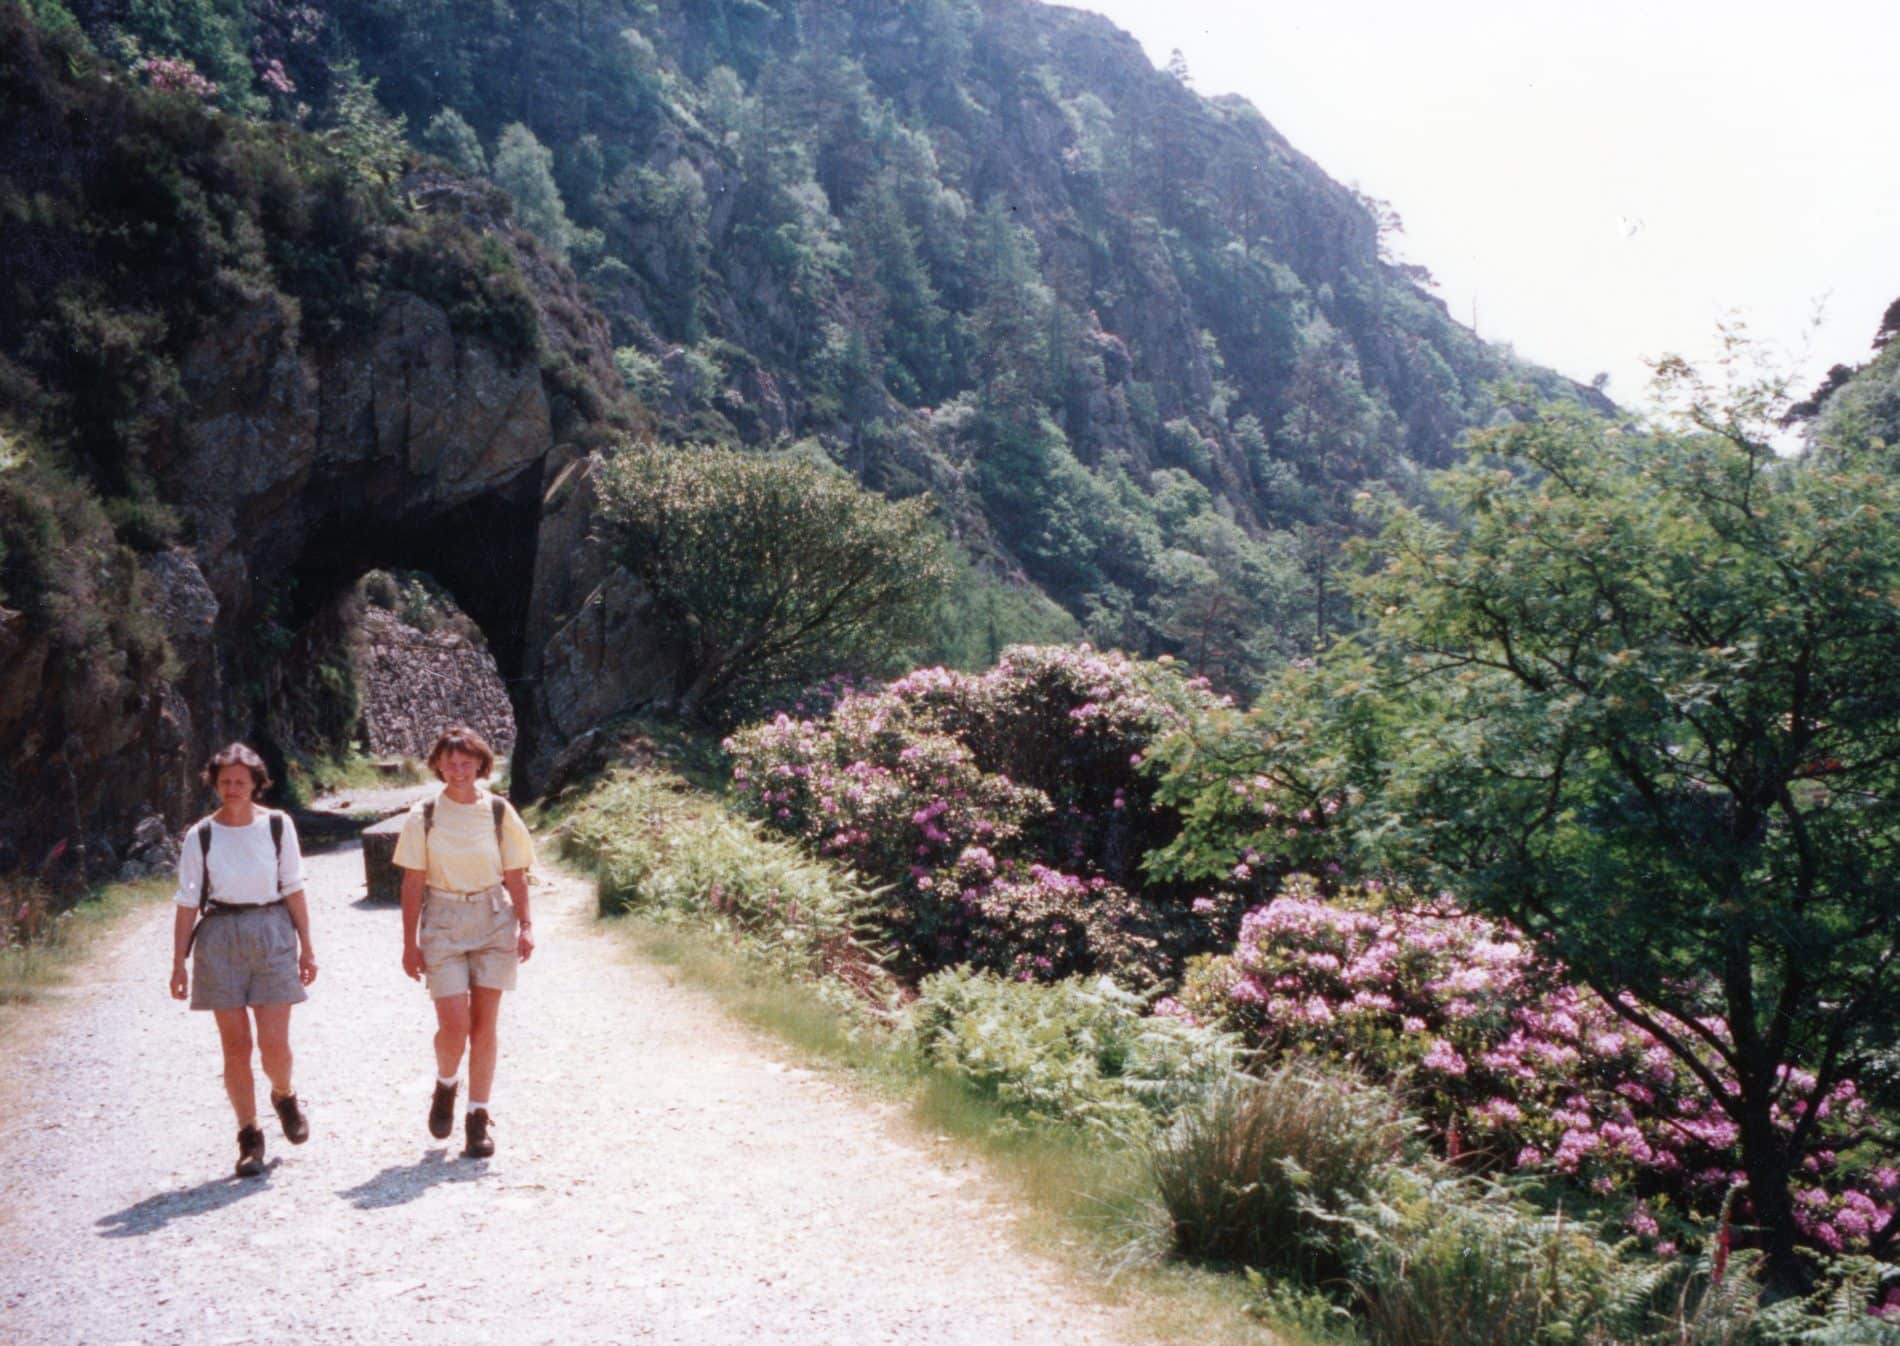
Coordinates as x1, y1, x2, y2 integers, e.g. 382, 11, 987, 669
0, 13, 664, 875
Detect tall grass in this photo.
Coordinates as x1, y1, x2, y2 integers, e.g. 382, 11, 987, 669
0, 875, 170, 1017
1151, 1060, 1411, 1280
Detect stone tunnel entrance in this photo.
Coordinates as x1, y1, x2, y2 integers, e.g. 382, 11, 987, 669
0, 277, 679, 875
248, 470, 547, 789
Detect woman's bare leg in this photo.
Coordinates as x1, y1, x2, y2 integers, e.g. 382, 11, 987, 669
213, 1008, 256, 1126
433, 992, 470, 1080
253, 1004, 295, 1098
467, 987, 503, 1104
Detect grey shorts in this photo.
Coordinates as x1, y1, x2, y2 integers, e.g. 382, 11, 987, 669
418, 887, 519, 998
190, 904, 306, 1011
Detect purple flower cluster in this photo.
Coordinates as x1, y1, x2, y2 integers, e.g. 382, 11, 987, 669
139, 56, 219, 100
1180, 875, 1894, 1257
727, 646, 1235, 984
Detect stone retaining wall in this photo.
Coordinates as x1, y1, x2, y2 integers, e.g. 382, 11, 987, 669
352, 606, 515, 757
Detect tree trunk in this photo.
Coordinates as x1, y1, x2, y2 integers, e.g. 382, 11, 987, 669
1739, 1101, 1810, 1297
677, 660, 727, 725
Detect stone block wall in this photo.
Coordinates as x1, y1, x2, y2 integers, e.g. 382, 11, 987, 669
352, 606, 516, 758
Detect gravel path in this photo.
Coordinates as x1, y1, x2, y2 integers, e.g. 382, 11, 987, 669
304, 782, 440, 819
0, 842, 1140, 1346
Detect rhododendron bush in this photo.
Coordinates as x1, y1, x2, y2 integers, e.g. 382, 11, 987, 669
726, 646, 1240, 984
1176, 875, 1899, 1259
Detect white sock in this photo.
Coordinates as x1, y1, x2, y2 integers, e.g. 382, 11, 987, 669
468, 1099, 489, 1115
437, 1075, 460, 1089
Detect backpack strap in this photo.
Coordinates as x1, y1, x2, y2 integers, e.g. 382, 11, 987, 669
491, 797, 506, 859
196, 819, 215, 905
197, 811, 283, 905
185, 812, 286, 954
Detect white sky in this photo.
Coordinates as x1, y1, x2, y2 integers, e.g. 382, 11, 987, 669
1074, 0, 1900, 412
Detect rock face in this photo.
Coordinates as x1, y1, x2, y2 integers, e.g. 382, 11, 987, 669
520, 455, 685, 776
117, 813, 181, 883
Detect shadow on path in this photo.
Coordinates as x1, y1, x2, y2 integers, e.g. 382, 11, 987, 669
337, 1150, 490, 1210
96, 1163, 281, 1237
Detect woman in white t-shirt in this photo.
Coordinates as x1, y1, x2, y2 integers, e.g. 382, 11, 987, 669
169, 742, 318, 1178
394, 725, 535, 1159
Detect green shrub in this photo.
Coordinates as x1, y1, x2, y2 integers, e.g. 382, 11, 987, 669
596, 445, 952, 723
555, 769, 894, 1010
384, 219, 541, 357
614, 346, 668, 403
0, 461, 174, 689
1150, 1059, 1409, 1279
903, 968, 1239, 1135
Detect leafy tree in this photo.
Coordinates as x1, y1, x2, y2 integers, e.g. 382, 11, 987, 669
492, 121, 574, 258
1276, 328, 1390, 649
1876, 296, 1900, 352
324, 60, 408, 186
843, 177, 951, 402
422, 107, 487, 176
968, 198, 1055, 412
1156, 380, 1900, 1289
596, 445, 952, 722
22, 0, 79, 39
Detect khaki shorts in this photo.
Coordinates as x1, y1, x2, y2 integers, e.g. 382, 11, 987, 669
191, 904, 307, 1011
418, 886, 519, 998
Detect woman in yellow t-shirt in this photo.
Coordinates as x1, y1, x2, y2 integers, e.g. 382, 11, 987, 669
393, 725, 535, 1158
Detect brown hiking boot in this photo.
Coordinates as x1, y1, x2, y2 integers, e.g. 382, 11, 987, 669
271, 1092, 309, 1145
428, 1080, 457, 1140
463, 1109, 495, 1159
235, 1124, 266, 1179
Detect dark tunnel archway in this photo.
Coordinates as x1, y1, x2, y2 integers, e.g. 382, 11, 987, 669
248, 466, 549, 788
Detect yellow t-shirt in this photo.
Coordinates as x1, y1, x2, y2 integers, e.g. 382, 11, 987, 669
392, 789, 535, 893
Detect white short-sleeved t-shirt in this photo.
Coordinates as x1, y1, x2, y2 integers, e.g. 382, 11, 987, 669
391, 789, 534, 894
174, 812, 307, 909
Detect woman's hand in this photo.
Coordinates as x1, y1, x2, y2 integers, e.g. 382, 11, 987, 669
402, 942, 425, 982
169, 959, 188, 1001
517, 921, 535, 963
299, 948, 319, 986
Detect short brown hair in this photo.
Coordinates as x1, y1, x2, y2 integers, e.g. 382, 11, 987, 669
426, 725, 496, 780
202, 742, 271, 797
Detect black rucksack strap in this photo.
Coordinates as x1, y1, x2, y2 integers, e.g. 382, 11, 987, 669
196, 820, 215, 904
190, 809, 285, 934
